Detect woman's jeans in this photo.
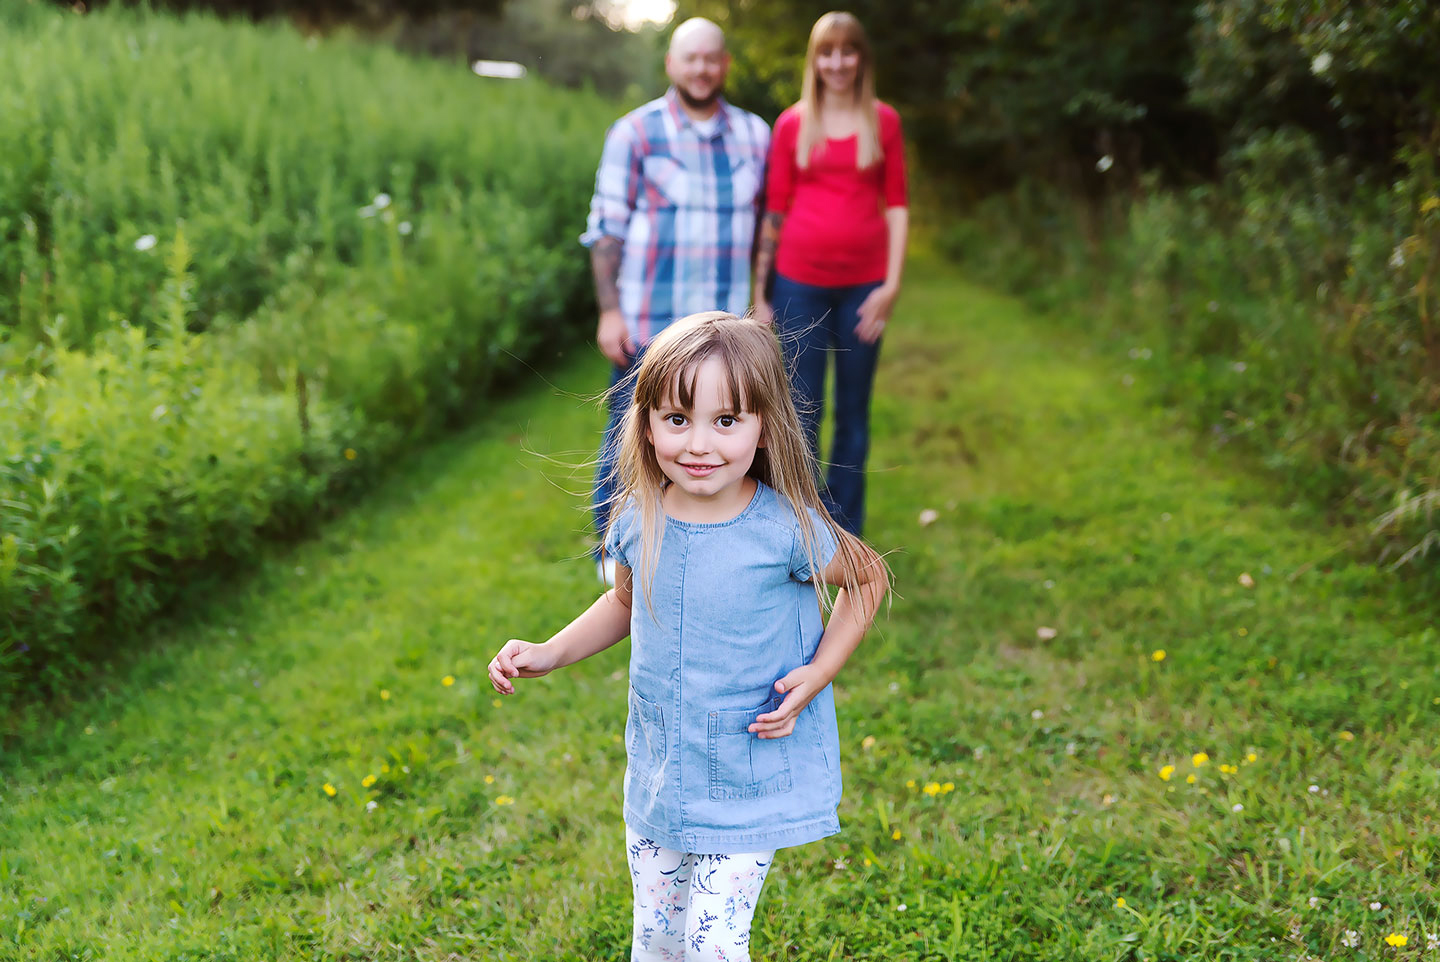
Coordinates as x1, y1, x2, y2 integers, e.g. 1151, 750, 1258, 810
772, 273, 884, 536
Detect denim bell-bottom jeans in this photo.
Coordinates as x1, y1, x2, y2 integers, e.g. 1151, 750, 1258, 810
771, 273, 884, 536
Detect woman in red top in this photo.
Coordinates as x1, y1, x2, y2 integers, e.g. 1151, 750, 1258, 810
753, 11, 908, 536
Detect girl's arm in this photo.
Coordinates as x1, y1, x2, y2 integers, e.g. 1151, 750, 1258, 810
749, 538, 889, 738
488, 565, 634, 695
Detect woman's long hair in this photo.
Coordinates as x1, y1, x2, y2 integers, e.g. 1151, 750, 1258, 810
796, 11, 881, 170
605, 312, 881, 615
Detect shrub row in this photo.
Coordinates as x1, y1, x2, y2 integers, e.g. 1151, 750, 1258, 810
940, 129, 1440, 575
0, 5, 609, 703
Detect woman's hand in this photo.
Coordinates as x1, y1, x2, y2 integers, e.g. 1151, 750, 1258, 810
488, 639, 560, 695
749, 664, 831, 738
855, 283, 898, 344
751, 299, 775, 326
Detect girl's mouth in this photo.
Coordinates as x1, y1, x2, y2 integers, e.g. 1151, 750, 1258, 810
680, 463, 719, 477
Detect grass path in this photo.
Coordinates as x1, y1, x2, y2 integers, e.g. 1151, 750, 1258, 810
3, 254, 1438, 961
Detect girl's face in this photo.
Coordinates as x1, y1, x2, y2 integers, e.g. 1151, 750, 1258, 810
814, 40, 861, 98
646, 356, 764, 519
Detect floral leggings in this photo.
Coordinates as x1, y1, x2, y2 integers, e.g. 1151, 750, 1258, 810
625, 828, 775, 962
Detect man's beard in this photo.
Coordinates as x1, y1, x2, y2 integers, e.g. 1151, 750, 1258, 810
677, 85, 722, 110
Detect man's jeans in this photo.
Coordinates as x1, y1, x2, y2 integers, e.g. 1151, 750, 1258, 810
593, 356, 641, 557
772, 273, 884, 537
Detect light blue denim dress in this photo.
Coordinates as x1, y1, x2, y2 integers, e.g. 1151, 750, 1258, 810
604, 482, 843, 854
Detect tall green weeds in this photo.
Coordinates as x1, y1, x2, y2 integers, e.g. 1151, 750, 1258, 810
0, 5, 609, 702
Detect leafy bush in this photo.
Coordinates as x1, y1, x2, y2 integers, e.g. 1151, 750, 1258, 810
0, 5, 610, 701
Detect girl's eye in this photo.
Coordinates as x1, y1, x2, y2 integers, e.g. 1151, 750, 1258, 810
665, 414, 687, 427
717, 415, 737, 428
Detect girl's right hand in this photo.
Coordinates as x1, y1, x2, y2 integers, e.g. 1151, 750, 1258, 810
488, 640, 558, 695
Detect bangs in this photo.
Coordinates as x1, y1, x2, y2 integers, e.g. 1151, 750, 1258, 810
660, 345, 753, 414
811, 14, 868, 55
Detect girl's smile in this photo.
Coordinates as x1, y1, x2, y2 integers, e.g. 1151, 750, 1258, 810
647, 356, 765, 522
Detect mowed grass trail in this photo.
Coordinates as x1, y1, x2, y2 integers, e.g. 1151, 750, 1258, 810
2, 253, 1438, 961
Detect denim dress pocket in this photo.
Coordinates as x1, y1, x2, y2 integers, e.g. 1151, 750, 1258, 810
626, 687, 667, 802
707, 696, 792, 801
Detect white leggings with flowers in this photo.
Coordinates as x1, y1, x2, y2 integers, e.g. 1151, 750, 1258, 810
625, 828, 775, 962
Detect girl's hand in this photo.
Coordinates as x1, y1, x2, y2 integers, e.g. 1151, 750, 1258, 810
749, 665, 830, 739
854, 283, 898, 344
488, 639, 558, 695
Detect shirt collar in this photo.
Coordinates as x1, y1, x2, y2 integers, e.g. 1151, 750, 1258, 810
664, 87, 733, 138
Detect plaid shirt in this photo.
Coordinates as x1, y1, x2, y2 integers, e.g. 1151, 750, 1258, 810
581, 89, 771, 346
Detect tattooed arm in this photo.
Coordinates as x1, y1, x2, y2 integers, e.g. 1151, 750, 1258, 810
591, 236, 633, 367
751, 211, 784, 325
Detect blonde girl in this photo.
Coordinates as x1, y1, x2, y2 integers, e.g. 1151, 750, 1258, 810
752, 11, 909, 537
489, 312, 888, 961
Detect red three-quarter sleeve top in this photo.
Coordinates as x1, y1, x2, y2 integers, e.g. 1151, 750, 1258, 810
764, 101, 908, 288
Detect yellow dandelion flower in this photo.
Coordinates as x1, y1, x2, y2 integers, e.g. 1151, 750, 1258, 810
1237, 627, 1248, 636
1192, 752, 1209, 767
1338, 730, 1354, 742
380, 689, 391, 700
863, 858, 872, 867
906, 779, 916, 789
494, 699, 504, 708
344, 448, 357, 461
442, 675, 455, 687
323, 783, 337, 797
1385, 933, 1407, 947
891, 829, 902, 841
1246, 752, 1258, 763
1186, 774, 1196, 784
1151, 649, 1166, 662
942, 782, 955, 793
494, 795, 515, 806
1159, 765, 1174, 781
924, 782, 941, 796
362, 774, 377, 788
861, 735, 876, 750
1115, 897, 1126, 908
484, 774, 495, 784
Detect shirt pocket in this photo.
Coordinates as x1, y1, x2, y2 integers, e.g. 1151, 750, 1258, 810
626, 687, 667, 798
707, 696, 793, 801
728, 157, 760, 210
641, 155, 687, 208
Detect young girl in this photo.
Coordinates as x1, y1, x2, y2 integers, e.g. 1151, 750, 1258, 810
751, 12, 909, 537
488, 311, 888, 961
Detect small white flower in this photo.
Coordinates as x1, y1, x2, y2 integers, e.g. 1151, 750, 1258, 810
1308, 784, 1320, 794
888, 682, 899, 692
1369, 900, 1382, 911
134, 234, 158, 252
1031, 709, 1044, 720
1065, 742, 1077, 756
1036, 626, 1058, 640
365, 800, 378, 812
1310, 51, 1333, 74
895, 903, 907, 912
1390, 245, 1406, 269
918, 508, 939, 526
151, 404, 168, 420
832, 858, 848, 871
1308, 896, 1318, 908
1342, 930, 1360, 948
1096, 155, 1114, 173
398, 221, 413, 236
373, 192, 392, 209
1122, 373, 1135, 387
1232, 803, 1244, 812
1427, 932, 1439, 950
1043, 579, 1055, 589
1232, 361, 1247, 373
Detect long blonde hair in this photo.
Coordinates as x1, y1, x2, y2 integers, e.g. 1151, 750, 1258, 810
605, 312, 880, 613
797, 12, 881, 170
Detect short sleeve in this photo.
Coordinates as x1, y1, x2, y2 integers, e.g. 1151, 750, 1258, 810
788, 506, 839, 583
764, 109, 800, 215
878, 103, 908, 209
601, 499, 638, 570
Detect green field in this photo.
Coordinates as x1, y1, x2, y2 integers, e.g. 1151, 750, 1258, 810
3, 253, 1436, 960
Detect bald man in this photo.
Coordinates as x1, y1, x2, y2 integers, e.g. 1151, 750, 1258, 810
580, 17, 770, 581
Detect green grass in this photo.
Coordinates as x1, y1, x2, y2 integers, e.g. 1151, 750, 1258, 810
2, 254, 1438, 960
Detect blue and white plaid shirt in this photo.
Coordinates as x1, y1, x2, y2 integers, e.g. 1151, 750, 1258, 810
581, 89, 771, 346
